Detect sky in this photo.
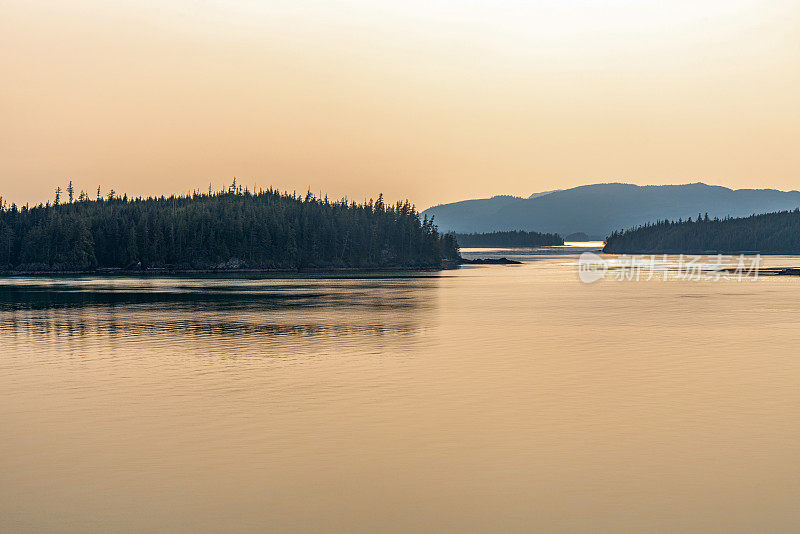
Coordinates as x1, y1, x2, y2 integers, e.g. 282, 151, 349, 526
1, 0, 799, 209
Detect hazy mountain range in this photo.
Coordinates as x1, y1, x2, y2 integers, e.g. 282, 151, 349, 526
422, 183, 800, 239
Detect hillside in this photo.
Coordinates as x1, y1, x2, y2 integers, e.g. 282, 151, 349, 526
603, 209, 800, 254
0, 188, 459, 271
422, 183, 800, 237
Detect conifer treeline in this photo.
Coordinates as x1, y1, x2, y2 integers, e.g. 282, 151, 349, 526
454, 230, 563, 247
0, 183, 460, 271
603, 209, 800, 253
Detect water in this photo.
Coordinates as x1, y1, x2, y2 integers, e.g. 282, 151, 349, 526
2, 250, 800, 533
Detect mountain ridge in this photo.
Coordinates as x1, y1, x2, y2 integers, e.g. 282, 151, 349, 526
422, 182, 800, 237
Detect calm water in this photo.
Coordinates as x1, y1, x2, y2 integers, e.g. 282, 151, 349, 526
2, 250, 800, 533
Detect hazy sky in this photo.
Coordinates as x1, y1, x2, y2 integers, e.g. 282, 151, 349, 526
1, 0, 798, 209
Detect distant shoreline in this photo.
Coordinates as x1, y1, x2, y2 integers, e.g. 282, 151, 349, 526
0, 266, 451, 277
600, 249, 797, 256
0, 258, 528, 276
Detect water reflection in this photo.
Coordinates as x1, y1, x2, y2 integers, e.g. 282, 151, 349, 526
3, 262, 800, 533
0, 275, 440, 351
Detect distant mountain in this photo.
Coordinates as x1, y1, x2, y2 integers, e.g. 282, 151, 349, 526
422, 183, 800, 238
528, 190, 560, 200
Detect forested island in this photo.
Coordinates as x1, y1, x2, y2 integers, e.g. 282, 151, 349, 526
0, 184, 460, 272
454, 230, 563, 248
604, 209, 800, 254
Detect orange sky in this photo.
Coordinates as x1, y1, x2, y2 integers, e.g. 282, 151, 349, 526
1, 0, 798, 209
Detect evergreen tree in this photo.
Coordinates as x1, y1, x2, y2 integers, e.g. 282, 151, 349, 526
454, 230, 563, 247
0, 186, 460, 271
604, 209, 800, 254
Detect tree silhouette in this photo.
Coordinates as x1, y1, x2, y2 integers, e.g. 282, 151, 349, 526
604, 209, 800, 254
0, 185, 460, 271
454, 230, 563, 247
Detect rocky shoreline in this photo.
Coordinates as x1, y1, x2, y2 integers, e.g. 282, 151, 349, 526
459, 257, 522, 265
